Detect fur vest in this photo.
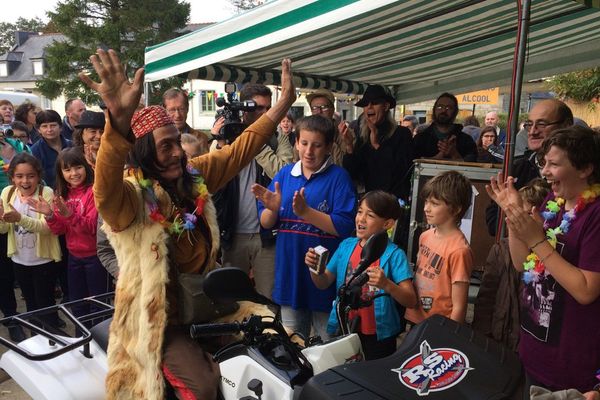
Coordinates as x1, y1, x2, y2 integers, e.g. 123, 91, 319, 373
103, 174, 219, 400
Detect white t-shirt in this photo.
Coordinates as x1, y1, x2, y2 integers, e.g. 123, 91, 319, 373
10, 195, 53, 266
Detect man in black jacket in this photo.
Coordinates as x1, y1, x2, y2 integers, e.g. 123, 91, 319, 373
413, 92, 477, 162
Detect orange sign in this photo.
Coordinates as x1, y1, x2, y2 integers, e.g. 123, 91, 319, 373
457, 88, 499, 105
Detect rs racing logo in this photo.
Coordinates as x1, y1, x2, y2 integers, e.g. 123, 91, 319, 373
392, 340, 473, 396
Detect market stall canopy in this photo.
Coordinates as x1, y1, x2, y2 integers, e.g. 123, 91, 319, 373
144, 0, 600, 103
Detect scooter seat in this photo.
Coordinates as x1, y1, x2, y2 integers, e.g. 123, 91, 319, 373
297, 315, 522, 399
89, 318, 112, 352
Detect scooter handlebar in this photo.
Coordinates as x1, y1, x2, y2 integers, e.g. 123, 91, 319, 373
190, 321, 241, 338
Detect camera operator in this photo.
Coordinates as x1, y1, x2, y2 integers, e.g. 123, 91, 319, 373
211, 83, 293, 299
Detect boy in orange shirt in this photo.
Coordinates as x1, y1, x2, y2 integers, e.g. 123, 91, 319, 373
405, 170, 473, 324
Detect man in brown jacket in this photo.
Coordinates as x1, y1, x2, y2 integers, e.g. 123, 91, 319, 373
81, 49, 296, 400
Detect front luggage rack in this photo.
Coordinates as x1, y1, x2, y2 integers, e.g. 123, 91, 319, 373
0, 292, 114, 360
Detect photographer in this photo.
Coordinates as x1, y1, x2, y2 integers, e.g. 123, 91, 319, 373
211, 84, 293, 299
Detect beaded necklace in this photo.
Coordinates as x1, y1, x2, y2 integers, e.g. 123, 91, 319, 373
523, 184, 600, 284
133, 165, 209, 242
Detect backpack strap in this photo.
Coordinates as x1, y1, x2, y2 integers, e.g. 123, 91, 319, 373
6, 185, 16, 204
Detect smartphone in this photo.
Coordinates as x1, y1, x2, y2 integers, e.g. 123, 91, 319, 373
310, 245, 329, 275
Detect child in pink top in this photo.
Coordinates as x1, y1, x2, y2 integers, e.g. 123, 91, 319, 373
30, 148, 110, 316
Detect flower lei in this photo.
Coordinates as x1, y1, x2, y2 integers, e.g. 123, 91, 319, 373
523, 184, 600, 284
134, 165, 209, 242
0, 159, 8, 173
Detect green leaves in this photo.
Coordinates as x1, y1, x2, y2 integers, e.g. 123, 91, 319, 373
546, 68, 600, 103
36, 0, 190, 102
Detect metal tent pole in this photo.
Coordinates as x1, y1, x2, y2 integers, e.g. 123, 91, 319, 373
499, 0, 531, 239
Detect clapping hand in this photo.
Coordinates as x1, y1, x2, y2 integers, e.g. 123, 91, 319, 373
504, 205, 545, 246
53, 196, 71, 218
0, 200, 21, 223
251, 182, 281, 212
485, 172, 523, 212
27, 196, 53, 218
437, 135, 458, 158
292, 187, 310, 218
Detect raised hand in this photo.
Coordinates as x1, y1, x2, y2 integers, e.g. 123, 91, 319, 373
27, 196, 53, 217
78, 49, 144, 136
54, 196, 72, 218
485, 172, 523, 212
2, 204, 21, 223
266, 59, 297, 124
279, 58, 296, 107
292, 187, 310, 218
251, 182, 281, 212
338, 121, 355, 154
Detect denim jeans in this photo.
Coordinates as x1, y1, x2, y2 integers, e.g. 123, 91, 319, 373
280, 305, 330, 341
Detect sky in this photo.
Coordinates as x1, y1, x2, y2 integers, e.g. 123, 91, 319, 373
0, 0, 235, 24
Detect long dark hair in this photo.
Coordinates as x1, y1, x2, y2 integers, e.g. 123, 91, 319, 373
7, 153, 43, 183
128, 132, 195, 210
55, 147, 95, 198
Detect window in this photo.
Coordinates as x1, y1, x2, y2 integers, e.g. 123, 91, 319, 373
0, 62, 7, 77
200, 90, 216, 112
32, 60, 44, 76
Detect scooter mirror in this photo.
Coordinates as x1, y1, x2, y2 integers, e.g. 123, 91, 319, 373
203, 267, 274, 305
355, 230, 388, 276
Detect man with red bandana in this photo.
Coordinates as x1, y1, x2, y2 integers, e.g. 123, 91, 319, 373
80, 49, 296, 400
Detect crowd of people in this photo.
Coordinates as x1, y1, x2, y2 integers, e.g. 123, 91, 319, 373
0, 48, 596, 400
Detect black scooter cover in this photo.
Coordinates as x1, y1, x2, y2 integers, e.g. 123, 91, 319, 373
295, 315, 522, 399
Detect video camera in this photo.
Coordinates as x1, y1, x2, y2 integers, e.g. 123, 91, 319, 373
214, 82, 256, 144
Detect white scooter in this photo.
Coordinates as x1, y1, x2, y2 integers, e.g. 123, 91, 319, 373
0, 232, 390, 400
0, 231, 524, 399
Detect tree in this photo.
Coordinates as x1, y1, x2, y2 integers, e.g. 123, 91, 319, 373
546, 68, 600, 104
0, 17, 47, 55
36, 0, 190, 103
229, 0, 265, 12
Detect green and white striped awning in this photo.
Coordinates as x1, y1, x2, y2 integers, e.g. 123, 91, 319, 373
144, 0, 600, 102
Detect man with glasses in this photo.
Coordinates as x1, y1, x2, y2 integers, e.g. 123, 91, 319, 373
163, 88, 209, 155
212, 83, 293, 299
414, 92, 477, 162
306, 88, 346, 165
485, 99, 574, 235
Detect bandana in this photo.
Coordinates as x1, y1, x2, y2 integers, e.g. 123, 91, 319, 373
131, 106, 174, 139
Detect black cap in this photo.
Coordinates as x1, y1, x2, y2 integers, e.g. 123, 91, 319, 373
75, 110, 105, 129
355, 85, 396, 108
